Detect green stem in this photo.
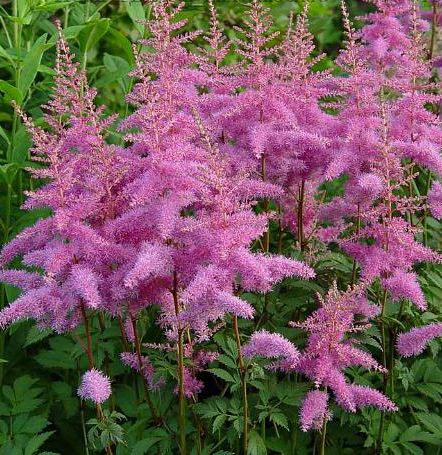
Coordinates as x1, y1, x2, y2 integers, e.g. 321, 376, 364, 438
173, 271, 186, 455
233, 315, 248, 454
80, 399, 90, 455
377, 289, 389, 453
177, 328, 186, 455
0, 16, 12, 48
64, 6, 70, 29
320, 416, 327, 455
261, 416, 266, 442
291, 419, 298, 453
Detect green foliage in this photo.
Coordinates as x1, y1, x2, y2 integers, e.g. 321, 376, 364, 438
0, 375, 54, 455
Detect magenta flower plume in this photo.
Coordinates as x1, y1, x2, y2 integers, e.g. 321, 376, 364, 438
292, 284, 395, 417
350, 385, 398, 412
428, 181, 442, 219
382, 270, 426, 311
397, 323, 442, 357
242, 329, 300, 371
78, 369, 111, 404
299, 390, 331, 432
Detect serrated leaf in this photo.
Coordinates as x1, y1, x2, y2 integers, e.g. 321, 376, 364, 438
399, 441, 423, 455
416, 412, 442, 436
399, 425, 438, 444
24, 326, 52, 348
217, 354, 237, 369
132, 428, 168, 455
25, 431, 55, 455
269, 411, 289, 430
247, 430, 267, 455
212, 414, 227, 433
25, 416, 49, 435
207, 368, 235, 383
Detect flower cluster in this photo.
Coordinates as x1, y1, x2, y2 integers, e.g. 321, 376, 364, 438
78, 369, 112, 404
243, 284, 397, 430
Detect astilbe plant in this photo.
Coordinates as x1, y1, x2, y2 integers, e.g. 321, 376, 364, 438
114, 3, 315, 449
0, 0, 442, 453
328, 0, 442, 356
0, 26, 128, 336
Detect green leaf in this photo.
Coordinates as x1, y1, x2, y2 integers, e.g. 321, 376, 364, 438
0, 81, 23, 104
0, 44, 14, 64
114, 384, 138, 418
24, 326, 53, 348
416, 412, 442, 436
207, 368, 235, 383
79, 19, 110, 54
269, 411, 289, 431
212, 414, 227, 433
0, 125, 10, 145
25, 431, 55, 455
4, 284, 20, 304
15, 415, 48, 434
48, 25, 87, 44
105, 28, 134, 64
34, 1, 73, 12
95, 54, 131, 89
19, 34, 50, 96
0, 401, 9, 416
416, 383, 442, 402
216, 354, 237, 369
132, 428, 169, 455
126, 0, 146, 36
399, 425, 439, 444
247, 430, 267, 455
399, 441, 423, 455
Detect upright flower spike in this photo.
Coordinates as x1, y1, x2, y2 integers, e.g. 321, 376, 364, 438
323, 2, 442, 361
200, 2, 335, 252
115, 4, 316, 423
0, 27, 129, 331
243, 284, 396, 424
